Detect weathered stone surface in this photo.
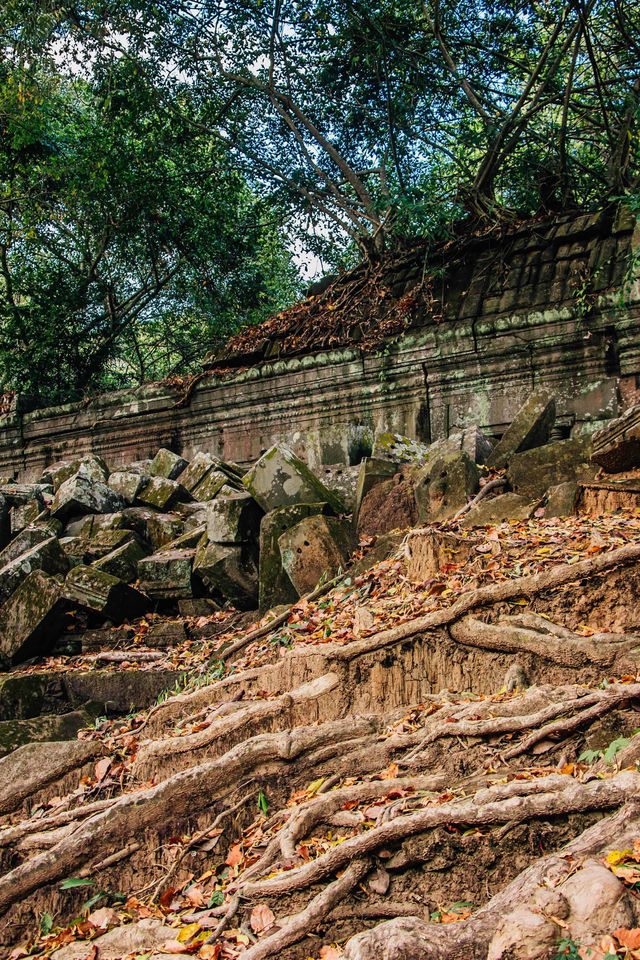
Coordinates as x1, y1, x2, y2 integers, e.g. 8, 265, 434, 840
0, 740, 104, 815
173, 501, 208, 530
278, 514, 353, 596
83, 528, 137, 563
145, 513, 184, 550
149, 447, 189, 480
178, 451, 220, 492
545, 481, 580, 518
487, 388, 556, 469
461, 492, 532, 527
137, 548, 195, 599
314, 464, 359, 514
51, 471, 124, 522
178, 597, 220, 616
137, 475, 191, 510
120, 506, 161, 540
207, 493, 263, 544
0, 537, 69, 603
0, 703, 102, 758
259, 503, 329, 612
508, 436, 596, 500
145, 620, 188, 648
66, 512, 125, 539
591, 403, 640, 472
107, 470, 145, 505
10, 498, 44, 536
243, 443, 345, 513
63, 565, 150, 622
41, 459, 80, 490
160, 524, 206, 551
193, 539, 258, 608
353, 457, 399, 528
94, 538, 148, 582
0, 482, 49, 504
350, 530, 404, 578
0, 494, 8, 549
372, 431, 431, 463
0, 525, 53, 567
50, 918, 178, 960
191, 469, 231, 503
77, 455, 109, 484
414, 451, 480, 522
0, 570, 67, 665
357, 474, 418, 537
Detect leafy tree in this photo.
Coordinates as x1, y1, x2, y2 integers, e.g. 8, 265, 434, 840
0, 38, 301, 403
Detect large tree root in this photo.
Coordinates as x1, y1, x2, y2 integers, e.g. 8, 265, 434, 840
343, 800, 640, 960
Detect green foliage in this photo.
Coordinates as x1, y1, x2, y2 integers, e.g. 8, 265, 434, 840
257, 789, 269, 816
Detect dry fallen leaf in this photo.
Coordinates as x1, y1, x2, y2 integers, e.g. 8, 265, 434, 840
615, 927, 640, 949
368, 867, 390, 895
94, 757, 111, 782
250, 903, 276, 934
319, 947, 343, 960
225, 842, 244, 867
87, 906, 117, 929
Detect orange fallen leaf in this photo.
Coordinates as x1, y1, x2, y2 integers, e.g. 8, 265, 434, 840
250, 903, 275, 934
615, 927, 640, 949
225, 843, 244, 867
94, 757, 111, 782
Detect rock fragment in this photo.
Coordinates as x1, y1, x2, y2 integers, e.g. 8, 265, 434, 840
487, 389, 556, 469
278, 514, 353, 595
0, 570, 68, 665
243, 443, 345, 513
63, 565, 150, 622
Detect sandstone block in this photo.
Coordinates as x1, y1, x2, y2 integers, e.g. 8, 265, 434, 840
207, 493, 263, 544
137, 476, 192, 510
545, 481, 580, 518
108, 470, 145, 505
0, 570, 68, 665
353, 458, 399, 528
487, 388, 556, 469
259, 503, 329, 612
145, 513, 184, 550
137, 548, 195, 599
10, 498, 45, 537
41, 460, 80, 491
51, 472, 124, 522
591, 403, 640, 472
149, 447, 189, 480
356, 474, 418, 537
0, 494, 7, 550
77, 455, 109, 483
461, 492, 532, 527
178, 452, 220, 492
243, 443, 345, 513
0, 703, 103, 758
278, 514, 353, 596
508, 436, 596, 500
372, 431, 431, 463
0, 526, 53, 568
191, 469, 231, 502
193, 539, 258, 608
63, 565, 150, 622
0, 537, 69, 603
178, 597, 220, 617
83, 528, 138, 563
93, 538, 149, 582
414, 451, 480, 522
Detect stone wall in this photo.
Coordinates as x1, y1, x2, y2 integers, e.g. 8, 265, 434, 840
1, 206, 638, 480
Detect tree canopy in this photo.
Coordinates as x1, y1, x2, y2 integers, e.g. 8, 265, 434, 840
1, 0, 639, 403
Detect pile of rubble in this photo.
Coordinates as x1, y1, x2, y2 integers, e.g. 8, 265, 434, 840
2, 384, 637, 676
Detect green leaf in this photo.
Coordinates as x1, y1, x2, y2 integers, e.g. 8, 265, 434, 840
59, 877, 95, 890
39, 912, 53, 934
208, 890, 224, 907
602, 736, 629, 765
257, 789, 269, 816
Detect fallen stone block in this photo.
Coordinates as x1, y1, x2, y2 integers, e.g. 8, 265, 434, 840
10, 498, 46, 536
94, 538, 149, 582
0, 570, 68, 665
487, 388, 556, 469
0, 494, 7, 549
107, 470, 146, 505
414, 451, 480, 522
591, 403, 640, 472
278, 514, 353, 596
353, 458, 399, 528
63, 565, 150, 622
191, 469, 232, 503
259, 503, 329, 612
178, 597, 220, 616
146, 513, 184, 550
77, 624, 137, 652
545, 481, 580, 518
0, 703, 103, 758
0, 537, 69, 603
83, 528, 138, 564
145, 620, 188, 648
159, 524, 206, 551
0, 482, 49, 505
172, 502, 208, 532
41, 460, 80, 490
178, 451, 221, 492
356, 473, 418, 537
372, 431, 431, 463
461, 492, 532, 527
315, 464, 359, 514
207, 493, 263, 544
508, 436, 596, 500
51, 471, 124, 522
243, 443, 345, 513
60, 537, 89, 568
0, 525, 53, 567
426, 427, 494, 466
193, 539, 258, 608
149, 447, 189, 480
137, 475, 192, 510
137, 548, 195, 599
77, 455, 109, 483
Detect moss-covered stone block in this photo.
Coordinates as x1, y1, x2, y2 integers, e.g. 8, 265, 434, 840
191, 470, 230, 503
93, 538, 149, 582
278, 514, 353, 596
259, 503, 329, 612
108, 470, 146, 504
0, 702, 103, 758
487, 388, 556, 469
137, 476, 192, 510
207, 493, 263, 544
0, 570, 68, 666
461, 492, 532, 527
508, 436, 596, 500
193, 538, 258, 609
137, 548, 195, 599
63, 565, 150, 622
0, 536, 69, 603
415, 451, 480, 522
243, 443, 345, 513
150, 447, 189, 480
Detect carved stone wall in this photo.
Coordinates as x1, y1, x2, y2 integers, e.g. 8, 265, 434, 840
1, 206, 638, 480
